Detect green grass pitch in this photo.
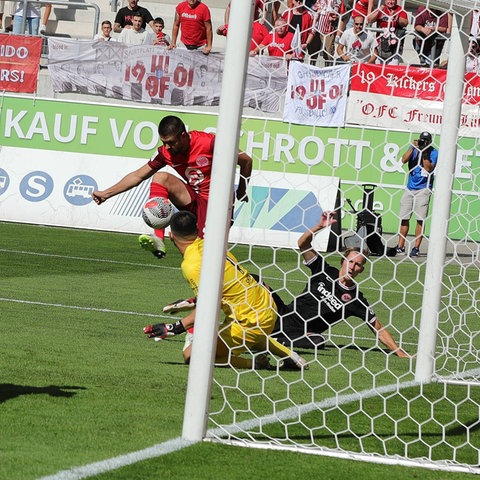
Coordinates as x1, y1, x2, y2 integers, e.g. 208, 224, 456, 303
0, 221, 478, 480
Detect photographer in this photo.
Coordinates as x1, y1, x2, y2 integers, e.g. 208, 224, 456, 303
395, 132, 438, 257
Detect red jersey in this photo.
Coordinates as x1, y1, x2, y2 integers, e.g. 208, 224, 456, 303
374, 4, 407, 30
148, 130, 215, 200
228, 0, 265, 21
176, 1, 211, 47
261, 30, 295, 57
221, 21, 269, 51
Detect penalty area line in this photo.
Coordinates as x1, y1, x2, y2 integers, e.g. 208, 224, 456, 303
0, 297, 168, 319
37, 437, 197, 480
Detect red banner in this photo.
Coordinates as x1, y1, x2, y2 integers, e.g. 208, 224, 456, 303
350, 63, 480, 105
0, 34, 42, 93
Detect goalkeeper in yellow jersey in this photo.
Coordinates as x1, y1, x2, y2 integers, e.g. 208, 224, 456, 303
143, 210, 307, 370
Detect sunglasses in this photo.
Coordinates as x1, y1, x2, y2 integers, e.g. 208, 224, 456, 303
354, 22, 364, 25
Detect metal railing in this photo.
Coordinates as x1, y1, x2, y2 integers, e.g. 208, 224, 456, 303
7, 0, 100, 39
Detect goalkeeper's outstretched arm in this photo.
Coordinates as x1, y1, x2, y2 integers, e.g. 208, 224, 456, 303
369, 319, 411, 358
144, 310, 196, 339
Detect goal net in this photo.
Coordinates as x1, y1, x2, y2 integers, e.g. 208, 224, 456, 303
185, 0, 480, 474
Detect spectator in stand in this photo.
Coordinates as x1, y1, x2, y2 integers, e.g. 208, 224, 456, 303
224, 1, 280, 28
12, 1, 40, 35
345, 0, 374, 29
307, 0, 346, 66
0, 1, 15, 32
413, 6, 451, 67
250, 18, 295, 59
94, 20, 116, 41
367, 0, 408, 65
114, 0, 154, 33
337, 15, 377, 63
216, 20, 269, 52
169, 0, 212, 55
471, 9, 480, 37
150, 17, 171, 46
119, 12, 147, 44
282, 0, 314, 58
39, 3, 51, 34
465, 37, 480, 73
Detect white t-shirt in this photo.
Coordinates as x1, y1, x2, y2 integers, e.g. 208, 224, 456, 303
93, 34, 117, 42
338, 28, 377, 62
119, 28, 147, 45
14, 1, 40, 17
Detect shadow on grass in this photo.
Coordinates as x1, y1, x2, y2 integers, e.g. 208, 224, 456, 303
0, 383, 86, 403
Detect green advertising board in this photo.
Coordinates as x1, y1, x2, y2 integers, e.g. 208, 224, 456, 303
1, 95, 478, 240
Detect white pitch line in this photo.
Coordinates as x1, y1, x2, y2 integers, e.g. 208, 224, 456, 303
0, 248, 176, 270
0, 297, 168, 319
37, 438, 197, 480
35, 378, 420, 480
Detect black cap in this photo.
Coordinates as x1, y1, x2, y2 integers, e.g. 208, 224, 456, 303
419, 131, 432, 144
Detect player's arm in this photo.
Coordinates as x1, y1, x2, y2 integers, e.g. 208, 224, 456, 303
202, 19, 213, 54
168, 12, 180, 49
298, 211, 337, 262
369, 319, 411, 357
144, 309, 196, 339
236, 151, 252, 202
92, 163, 156, 205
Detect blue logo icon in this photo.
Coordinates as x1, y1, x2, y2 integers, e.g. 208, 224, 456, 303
20, 171, 54, 202
0, 168, 10, 195
64, 175, 98, 206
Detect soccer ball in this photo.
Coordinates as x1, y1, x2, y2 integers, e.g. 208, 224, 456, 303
142, 197, 174, 229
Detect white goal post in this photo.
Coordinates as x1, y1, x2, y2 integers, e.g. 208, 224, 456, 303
182, 0, 480, 474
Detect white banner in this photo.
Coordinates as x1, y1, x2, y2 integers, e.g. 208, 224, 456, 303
0, 146, 339, 250
283, 62, 351, 127
47, 39, 287, 113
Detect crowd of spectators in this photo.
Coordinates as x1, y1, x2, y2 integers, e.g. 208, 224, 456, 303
3, 0, 480, 71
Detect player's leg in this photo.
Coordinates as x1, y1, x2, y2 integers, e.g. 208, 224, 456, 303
139, 171, 194, 258
410, 189, 431, 255
396, 189, 413, 253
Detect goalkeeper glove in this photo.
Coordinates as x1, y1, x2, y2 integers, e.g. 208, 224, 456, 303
143, 321, 186, 339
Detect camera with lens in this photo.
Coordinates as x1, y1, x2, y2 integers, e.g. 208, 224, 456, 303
418, 138, 427, 149
417, 131, 432, 150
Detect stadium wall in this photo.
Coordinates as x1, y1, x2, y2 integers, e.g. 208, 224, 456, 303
0, 94, 478, 243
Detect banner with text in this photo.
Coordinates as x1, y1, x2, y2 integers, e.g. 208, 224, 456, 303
0, 34, 42, 93
347, 63, 480, 136
47, 38, 287, 113
284, 62, 351, 127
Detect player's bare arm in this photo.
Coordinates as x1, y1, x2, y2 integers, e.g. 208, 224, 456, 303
92, 163, 156, 205
298, 211, 337, 262
236, 151, 253, 202
370, 319, 411, 357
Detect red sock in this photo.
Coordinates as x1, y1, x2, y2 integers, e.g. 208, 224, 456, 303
149, 182, 168, 239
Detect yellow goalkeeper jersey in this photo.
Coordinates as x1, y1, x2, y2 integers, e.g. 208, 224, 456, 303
181, 238, 276, 332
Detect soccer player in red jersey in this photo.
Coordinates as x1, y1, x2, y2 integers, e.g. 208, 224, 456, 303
92, 115, 252, 258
